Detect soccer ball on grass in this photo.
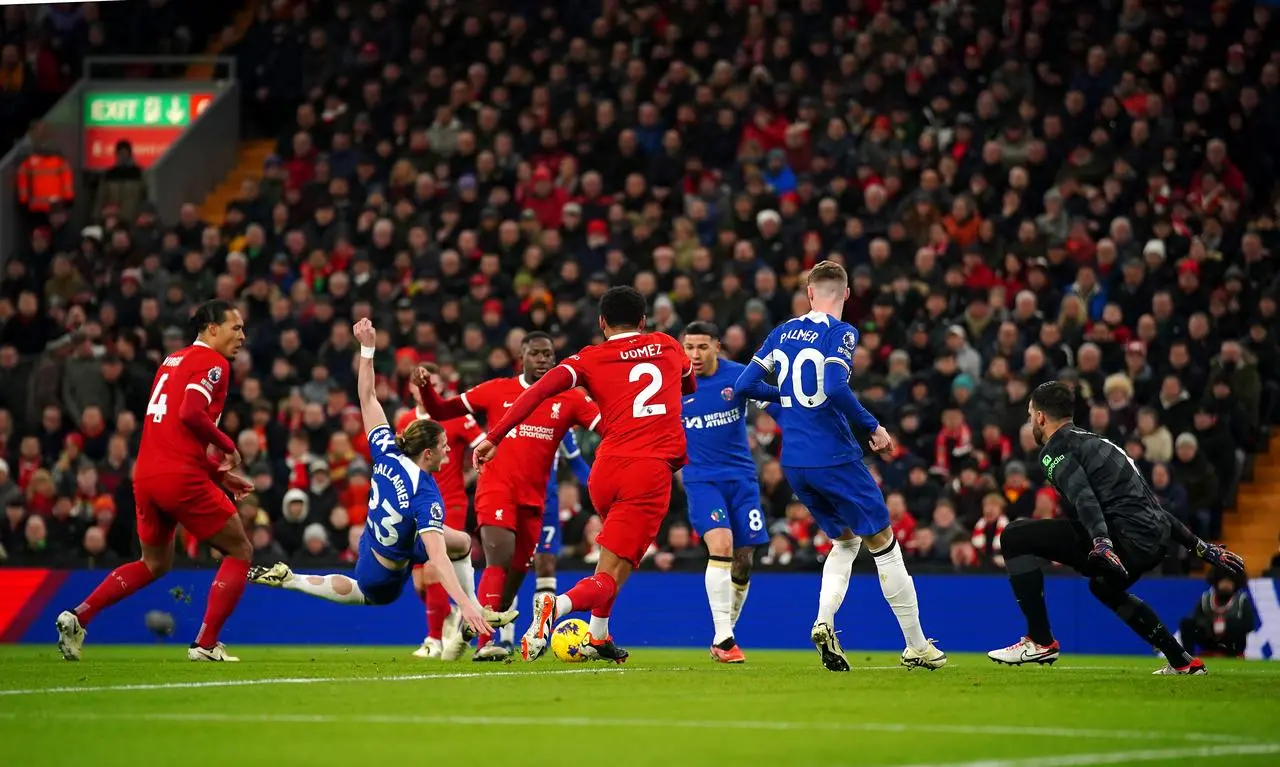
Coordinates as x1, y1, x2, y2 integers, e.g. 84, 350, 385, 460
551, 618, 590, 663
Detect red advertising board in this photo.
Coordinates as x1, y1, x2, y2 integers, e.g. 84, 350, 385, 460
82, 126, 185, 170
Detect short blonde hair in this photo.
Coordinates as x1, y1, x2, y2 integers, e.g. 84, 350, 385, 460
807, 261, 848, 294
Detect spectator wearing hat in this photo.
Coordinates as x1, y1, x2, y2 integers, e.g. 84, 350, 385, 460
1171, 433, 1218, 539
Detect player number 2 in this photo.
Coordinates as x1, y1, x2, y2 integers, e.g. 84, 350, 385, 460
630, 362, 666, 418
146, 374, 169, 423
766, 348, 828, 408
747, 509, 765, 532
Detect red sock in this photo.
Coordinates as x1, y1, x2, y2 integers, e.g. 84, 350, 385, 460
591, 588, 617, 619
195, 557, 249, 649
74, 560, 158, 627
564, 572, 617, 614
425, 583, 449, 640
475, 566, 506, 646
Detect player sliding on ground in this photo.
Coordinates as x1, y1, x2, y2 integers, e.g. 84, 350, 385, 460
680, 322, 774, 663
56, 300, 256, 662
397, 364, 489, 660
735, 261, 947, 671
413, 331, 599, 661
247, 319, 515, 640
483, 286, 695, 663
988, 381, 1246, 674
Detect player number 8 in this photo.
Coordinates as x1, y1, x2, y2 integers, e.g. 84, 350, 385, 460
748, 509, 765, 532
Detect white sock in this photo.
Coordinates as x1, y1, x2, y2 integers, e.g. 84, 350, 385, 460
705, 559, 734, 644
500, 599, 517, 643
535, 576, 556, 615
283, 573, 367, 605
817, 538, 860, 626
870, 538, 929, 652
450, 555, 477, 602
588, 615, 609, 638
554, 593, 573, 618
730, 579, 750, 628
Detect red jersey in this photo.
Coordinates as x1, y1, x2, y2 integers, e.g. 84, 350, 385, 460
559, 331, 690, 465
395, 407, 486, 510
135, 342, 230, 479
462, 375, 599, 508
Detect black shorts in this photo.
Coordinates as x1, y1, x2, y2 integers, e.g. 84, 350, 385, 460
1003, 517, 1165, 587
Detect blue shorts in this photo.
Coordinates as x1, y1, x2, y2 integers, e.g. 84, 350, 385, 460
783, 461, 890, 538
537, 493, 561, 555
354, 529, 422, 606
685, 478, 770, 548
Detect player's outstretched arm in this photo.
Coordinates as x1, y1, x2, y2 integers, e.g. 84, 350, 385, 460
420, 531, 492, 637
822, 362, 880, 431
475, 366, 575, 466
1163, 509, 1247, 576
353, 319, 390, 434
733, 359, 781, 402
411, 365, 470, 421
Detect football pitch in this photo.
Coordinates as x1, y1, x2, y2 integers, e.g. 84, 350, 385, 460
1, 647, 1277, 767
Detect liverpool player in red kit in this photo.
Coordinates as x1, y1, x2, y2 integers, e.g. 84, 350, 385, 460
56, 300, 255, 661
415, 331, 600, 660
476, 287, 694, 662
398, 363, 487, 660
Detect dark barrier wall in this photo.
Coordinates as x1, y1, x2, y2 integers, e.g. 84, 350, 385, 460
7, 569, 1277, 658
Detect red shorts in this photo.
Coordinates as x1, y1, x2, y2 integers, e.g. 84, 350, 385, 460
134, 473, 236, 547
589, 456, 674, 566
441, 497, 468, 531
475, 489, 541, 573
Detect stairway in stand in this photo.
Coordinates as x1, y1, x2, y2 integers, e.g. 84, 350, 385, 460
198, 139, 275, 226
1224, 433, 1280, 576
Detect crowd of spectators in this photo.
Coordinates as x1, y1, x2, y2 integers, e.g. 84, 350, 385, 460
2, 0, 1280, 575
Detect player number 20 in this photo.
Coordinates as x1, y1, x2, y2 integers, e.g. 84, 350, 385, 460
766, 348, 828, 408
366, 482, 403, 547
629, 362, 666, 418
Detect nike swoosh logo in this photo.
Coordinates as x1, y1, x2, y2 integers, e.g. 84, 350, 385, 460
502, 401, 514, 407
1020, 648, 1053, 661
683, 398, 695, 404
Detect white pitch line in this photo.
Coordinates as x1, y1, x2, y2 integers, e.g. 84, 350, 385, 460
0, 710, 1249, 745
886, 742, 1280, 767
0, 666, 629, 697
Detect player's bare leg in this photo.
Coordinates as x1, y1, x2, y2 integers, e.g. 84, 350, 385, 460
812, 531, 859, 671
730, 546, 753, 628
863, 527, 946, 670
523, 546, 631, 662
413, 566, 446, 659
57, 541, 174, 660
703, 528, 744, 663
188, 515, 253, 662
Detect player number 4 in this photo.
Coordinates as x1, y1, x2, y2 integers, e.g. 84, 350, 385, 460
630, 362, 666, 418
146, 373, 169, 423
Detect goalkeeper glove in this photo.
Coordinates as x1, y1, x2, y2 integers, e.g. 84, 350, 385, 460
1195, 539, 1246, 577
1089, 537, 1129, 581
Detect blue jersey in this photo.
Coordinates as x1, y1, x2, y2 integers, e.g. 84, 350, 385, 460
750, 310, 865, 469
681, 358, 758, 482
364, 423, 447, 563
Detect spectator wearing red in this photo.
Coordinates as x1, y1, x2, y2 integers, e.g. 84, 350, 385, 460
519, 166, 569, 230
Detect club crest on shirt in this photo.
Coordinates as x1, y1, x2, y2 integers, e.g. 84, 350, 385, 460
720, 387, 734, 401
710, 508, 726, 522
551, 402, 562, 420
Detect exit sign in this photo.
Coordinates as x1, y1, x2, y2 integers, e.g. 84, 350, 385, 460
84, 92, 214, 128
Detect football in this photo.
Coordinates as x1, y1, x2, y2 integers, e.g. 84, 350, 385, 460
550, 618, 590, 663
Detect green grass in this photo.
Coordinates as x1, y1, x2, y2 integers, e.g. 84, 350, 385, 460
1, 646, 1277, 767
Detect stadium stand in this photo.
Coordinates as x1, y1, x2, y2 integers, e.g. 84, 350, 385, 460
1, 0, 1279, 576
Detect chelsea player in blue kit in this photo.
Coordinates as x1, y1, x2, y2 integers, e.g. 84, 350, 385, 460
250, 320, 516, 638
681, 322, 772, 663
734, 261, 946, 671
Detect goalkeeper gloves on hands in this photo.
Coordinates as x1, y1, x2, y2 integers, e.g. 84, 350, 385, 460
1089, 537, 1129, 581
1195, 539, 1246, 577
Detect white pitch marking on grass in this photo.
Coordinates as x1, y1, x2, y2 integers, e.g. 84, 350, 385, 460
0, 710, 1251, 746
884, 742, 1280, 767
0, 666, 629, 697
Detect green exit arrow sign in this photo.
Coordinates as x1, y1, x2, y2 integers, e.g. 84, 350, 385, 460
84, 92, 210, 128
